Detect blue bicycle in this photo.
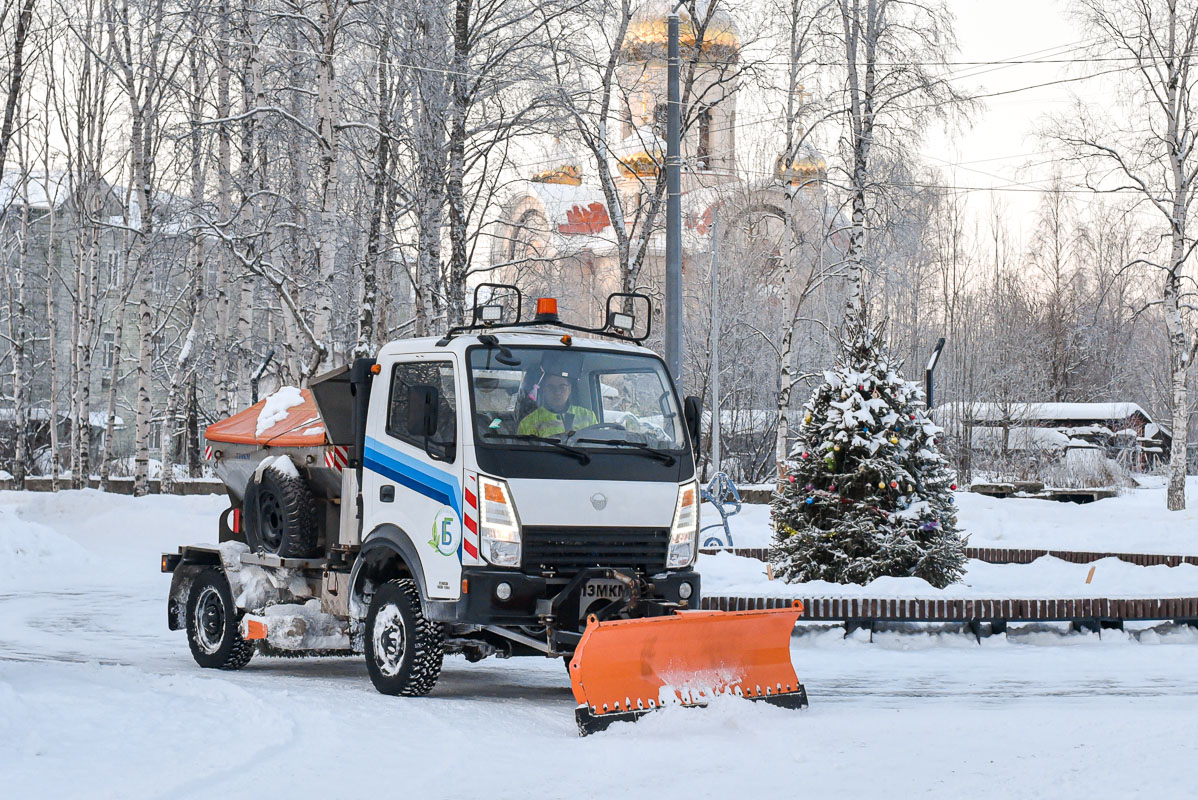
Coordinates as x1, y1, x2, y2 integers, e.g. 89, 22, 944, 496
700, 472, 742, 549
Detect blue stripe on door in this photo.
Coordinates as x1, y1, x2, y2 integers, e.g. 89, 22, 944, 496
363, 437, 462, 517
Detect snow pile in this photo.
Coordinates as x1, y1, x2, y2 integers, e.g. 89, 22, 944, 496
700, 550, 1198, 600
0, 489, 227, 586
0, 506, 95, 582
255, 386, 305, 436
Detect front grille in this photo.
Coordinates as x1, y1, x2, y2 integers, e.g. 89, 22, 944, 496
521, 526, 669, 575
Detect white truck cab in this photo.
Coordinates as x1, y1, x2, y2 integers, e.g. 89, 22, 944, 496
354, 326, 701, 616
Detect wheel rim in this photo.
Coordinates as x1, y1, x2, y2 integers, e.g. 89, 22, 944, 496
372, 604, 407, 678
257, 489, 284, 551
195, 586, 226, 654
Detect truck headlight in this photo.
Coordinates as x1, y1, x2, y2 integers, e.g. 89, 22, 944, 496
667, 480, 699, 569
479, 476, 521, 568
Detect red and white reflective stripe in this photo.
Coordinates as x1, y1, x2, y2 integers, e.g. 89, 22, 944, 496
462, 472, 479, 561
324, 445, 348, 471
203, 445, 213, 460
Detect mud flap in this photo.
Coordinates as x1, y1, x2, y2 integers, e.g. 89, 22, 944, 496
568, 603, 808, 735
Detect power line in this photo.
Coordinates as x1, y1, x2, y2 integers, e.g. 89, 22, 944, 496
184, 29, 1123, 90
41, 15, 1155, 201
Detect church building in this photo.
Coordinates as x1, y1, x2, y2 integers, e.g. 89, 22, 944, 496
488, 1, 831, 334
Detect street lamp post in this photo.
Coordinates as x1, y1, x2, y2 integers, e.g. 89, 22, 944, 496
709, 206, 720, 475
665, 9, 683, 385
925, 337, 946, 409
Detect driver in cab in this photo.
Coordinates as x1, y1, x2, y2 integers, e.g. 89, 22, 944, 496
517, 365, 597, 438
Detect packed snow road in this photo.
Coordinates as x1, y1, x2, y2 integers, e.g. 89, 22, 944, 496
3, 490, 1197, 799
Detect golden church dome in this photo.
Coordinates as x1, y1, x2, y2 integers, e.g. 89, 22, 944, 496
613, 126, 664, 178
622, 1, 740, 62
776, 144, 826, 185
530, 139, 583, 185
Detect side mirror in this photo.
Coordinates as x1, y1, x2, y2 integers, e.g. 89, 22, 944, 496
684, 395, 702, 453
407, 385, 439, 438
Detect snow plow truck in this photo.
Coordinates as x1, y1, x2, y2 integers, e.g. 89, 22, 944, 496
162, 286, 808, 734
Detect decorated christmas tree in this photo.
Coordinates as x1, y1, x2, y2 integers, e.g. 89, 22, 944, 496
769, 320, 967, 589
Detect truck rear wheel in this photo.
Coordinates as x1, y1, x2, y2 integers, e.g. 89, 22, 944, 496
364, 578, 444, 696
186, 567, 255, 670
244, 464, 318, 558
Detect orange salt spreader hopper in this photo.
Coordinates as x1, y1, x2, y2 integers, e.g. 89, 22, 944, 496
567, 602, 808, 734
204, 389, 327, 448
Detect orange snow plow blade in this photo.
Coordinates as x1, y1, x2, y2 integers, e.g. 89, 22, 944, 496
568, 602, 808, 735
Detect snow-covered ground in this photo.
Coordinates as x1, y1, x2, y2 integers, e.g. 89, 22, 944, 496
703, 550, 1198, 600
719, 475, 1198, 553
703, 475, 1198, 600
4, 488, 1198, 799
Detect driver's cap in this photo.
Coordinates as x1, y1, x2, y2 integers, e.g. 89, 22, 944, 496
541, 353, 580, 380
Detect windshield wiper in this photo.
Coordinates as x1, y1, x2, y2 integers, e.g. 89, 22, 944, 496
573, 438, 677, 465
482, 432, 591, 464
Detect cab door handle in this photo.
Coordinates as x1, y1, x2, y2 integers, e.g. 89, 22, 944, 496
380, 485, 395, 502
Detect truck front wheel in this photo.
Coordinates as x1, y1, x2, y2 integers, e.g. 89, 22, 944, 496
364, 578, 444, 696
185, 568, 255, 670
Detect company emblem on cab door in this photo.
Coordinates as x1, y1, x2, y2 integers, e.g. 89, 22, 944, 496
429, 507, 462, 557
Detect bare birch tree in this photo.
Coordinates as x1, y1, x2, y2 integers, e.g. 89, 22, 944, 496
831, 0, 970, 318
1051, 0, 1198, 509
106, 0, 187, 494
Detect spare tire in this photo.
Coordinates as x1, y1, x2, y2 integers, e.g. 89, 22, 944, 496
244, 463, 318, 558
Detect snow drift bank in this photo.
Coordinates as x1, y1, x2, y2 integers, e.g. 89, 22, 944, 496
0, 506, 93, 582
0, 489, 227, 586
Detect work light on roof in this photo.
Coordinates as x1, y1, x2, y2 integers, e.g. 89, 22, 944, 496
439, 284, 652, 345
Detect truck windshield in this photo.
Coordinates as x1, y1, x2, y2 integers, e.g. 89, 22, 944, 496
468, 345, 685, 456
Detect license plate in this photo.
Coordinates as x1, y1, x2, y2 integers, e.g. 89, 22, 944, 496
582, 579, 629, 600
580, 579, 629, 615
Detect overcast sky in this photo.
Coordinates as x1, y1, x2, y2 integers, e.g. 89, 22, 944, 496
925, 0, 1101, 237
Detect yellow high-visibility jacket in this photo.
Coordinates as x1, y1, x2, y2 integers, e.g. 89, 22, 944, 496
516, 405, 598, 438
